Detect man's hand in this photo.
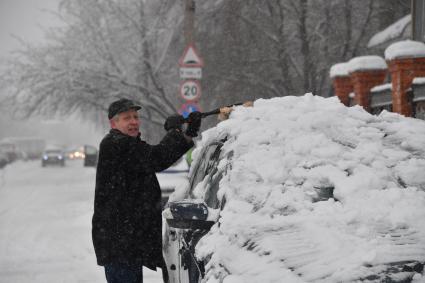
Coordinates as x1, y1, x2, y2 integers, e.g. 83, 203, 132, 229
185, 111, 202, 137
164, 115, 184, 132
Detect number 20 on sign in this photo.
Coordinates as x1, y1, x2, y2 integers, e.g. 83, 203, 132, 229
180, 80, 201, 101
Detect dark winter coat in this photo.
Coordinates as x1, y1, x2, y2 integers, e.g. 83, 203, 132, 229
92, 129, 193, 270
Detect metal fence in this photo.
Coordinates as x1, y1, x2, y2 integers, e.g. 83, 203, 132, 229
350, 82, 425, 120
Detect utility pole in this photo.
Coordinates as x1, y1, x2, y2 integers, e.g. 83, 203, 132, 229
178, 0, 203, 118
412, 0, 425, 42
184, 0, 195, 45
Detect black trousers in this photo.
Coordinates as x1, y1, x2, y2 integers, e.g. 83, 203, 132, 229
104, 263, 143, 283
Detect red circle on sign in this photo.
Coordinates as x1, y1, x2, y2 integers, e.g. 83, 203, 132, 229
180, 80, 201, 101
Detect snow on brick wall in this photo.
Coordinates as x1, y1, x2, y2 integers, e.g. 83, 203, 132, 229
385, 40, 425, 60
330, 62, 350, 78
347, 56, 387, 73
413, 77, 425, 85
371, 83, 392, 93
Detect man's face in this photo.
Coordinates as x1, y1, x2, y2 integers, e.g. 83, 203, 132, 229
110, 109, 140, 137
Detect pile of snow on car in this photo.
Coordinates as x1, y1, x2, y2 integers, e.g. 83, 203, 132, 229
189, 94, 425, 283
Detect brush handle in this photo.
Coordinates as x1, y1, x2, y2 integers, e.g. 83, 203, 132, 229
183, 102, 243, 122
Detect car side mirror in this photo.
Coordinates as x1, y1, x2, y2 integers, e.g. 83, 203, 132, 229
163, 200, 215, 230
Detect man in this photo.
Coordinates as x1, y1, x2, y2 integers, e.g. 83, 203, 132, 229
92, 98, 201, 283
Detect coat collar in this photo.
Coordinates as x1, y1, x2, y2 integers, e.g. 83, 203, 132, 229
109, 128, 141, 139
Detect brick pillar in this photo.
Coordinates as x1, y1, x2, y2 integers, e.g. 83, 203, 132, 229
349, 70, 387, 111
387, 57, 425, 117
332, 76, 352, 106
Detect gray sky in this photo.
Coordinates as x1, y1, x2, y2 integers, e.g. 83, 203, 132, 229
0, 0, 60, 56
0, 0, 104, 147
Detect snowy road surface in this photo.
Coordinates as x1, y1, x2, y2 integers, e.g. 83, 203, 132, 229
0, 160, 164, 283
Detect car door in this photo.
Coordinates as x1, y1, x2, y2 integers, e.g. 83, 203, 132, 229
164, 140, 226, 283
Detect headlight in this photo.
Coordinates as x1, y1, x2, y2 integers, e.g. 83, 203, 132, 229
58, 155, 63, 160
43, 155, 48, 160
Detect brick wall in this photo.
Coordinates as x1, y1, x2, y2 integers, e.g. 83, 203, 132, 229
332, 76, 352, 106
387, 57, 425, 117
349, 70, 387, 111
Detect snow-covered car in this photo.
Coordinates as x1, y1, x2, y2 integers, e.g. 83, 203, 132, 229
163, 95, 425, 283
157, 157, 190, 207
41, 149, 65, 167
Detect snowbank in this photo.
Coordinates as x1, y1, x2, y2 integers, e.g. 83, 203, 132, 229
192, 94, 425, 282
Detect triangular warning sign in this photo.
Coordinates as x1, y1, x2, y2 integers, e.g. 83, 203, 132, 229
179, 44, 204, 67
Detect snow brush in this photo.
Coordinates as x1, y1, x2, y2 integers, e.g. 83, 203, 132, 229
183, 101, 253, 122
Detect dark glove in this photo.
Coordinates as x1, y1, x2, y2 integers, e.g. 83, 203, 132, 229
185, 111, 202, 137
164, 115, 184, 132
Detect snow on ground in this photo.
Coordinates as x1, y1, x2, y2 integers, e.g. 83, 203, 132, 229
0, 159, 164, 283
192, 94, 425, 282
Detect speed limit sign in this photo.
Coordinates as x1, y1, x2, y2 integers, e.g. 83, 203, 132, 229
180, 80, 201, 101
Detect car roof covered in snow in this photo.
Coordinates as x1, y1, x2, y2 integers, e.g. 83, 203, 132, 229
188, 94, 425, 282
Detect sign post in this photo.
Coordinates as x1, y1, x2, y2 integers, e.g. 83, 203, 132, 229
178, 43, 203, 118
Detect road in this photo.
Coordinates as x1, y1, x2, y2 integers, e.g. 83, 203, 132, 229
0, 159, 164, 283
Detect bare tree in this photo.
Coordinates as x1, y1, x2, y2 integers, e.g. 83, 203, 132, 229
1, 0, 184, 140
195, 0, 385, 109
1, 0, 407, 136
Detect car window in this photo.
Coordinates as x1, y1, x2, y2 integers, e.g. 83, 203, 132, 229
203, 146, 224, 208
189, 143, 220, 192
204, 169, 223, 209
189, 140, 228, 208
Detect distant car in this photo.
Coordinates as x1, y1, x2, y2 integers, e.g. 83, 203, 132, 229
41, 149, 65, 167
157, 157, 189, 207
0, 152, 9, 169
66, 146, 85, 160
83, 145, 98, 167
